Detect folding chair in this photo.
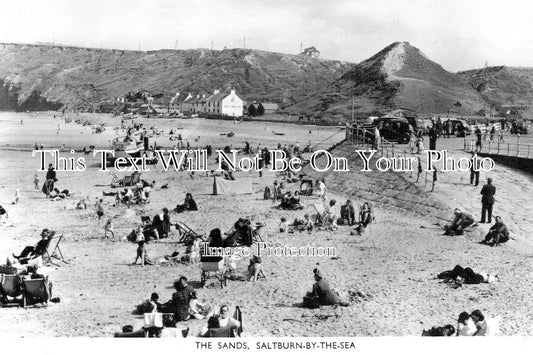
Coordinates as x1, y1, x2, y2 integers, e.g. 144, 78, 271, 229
109, 171, 122, 187
312, 203, 325, 225
0, 274, 22, 307
22, 277, 50, 308
252, 223, 265, 243
175, 222, 205, 245
44, 234, 68, 266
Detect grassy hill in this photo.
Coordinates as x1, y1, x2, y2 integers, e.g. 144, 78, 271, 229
0, 43, 353, 111
458, 66, 533, 118
288, 42, 488, 122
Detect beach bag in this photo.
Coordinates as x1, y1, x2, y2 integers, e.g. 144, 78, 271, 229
144, 312, 163, 328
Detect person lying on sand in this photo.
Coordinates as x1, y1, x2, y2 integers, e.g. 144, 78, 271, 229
444, 208, 475, 236
288, 214, 314, 234
437, 265, 497, 286
421, 324, 455, 336
304, 269, 349, 308
480, 216, 509, 247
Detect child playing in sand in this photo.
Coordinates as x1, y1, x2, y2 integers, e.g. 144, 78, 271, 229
304, 213, 314, 233
279, 217, 288, 233
33, 174, 40, 190
104, 217, 114, 239
95, 199, 104, 224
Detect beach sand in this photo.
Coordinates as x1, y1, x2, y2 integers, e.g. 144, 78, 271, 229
0, 112, 532, 337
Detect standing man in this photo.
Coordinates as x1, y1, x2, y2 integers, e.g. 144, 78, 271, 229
429, 127, 438, 150
475, 127, 483, 152
470, 153, 480, 186
480, 178, 496, 223
44, 163, 57, 197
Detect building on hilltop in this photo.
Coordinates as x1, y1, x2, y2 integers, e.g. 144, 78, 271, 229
301, 46, 320, 58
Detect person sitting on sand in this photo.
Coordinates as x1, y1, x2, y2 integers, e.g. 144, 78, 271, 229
141, 217, 159, 241
305, 269, 349, 307
189, 294, 207, 320
76, 196, 90, 209
322, 199, 338, 230
457, 312, 476, 336
174, 193, 198, 213
247, 255, 266, 282
444, 208, 475, 236
152, 208, 170, 239
471, 310, 489, 336
171, 276, 197, 321
339, 200, 356, 226
10, 229, 53, 266
480, 216, 509, 247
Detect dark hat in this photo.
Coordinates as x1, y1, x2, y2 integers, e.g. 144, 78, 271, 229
313, 268, 323, 279
41, 228, 49, 234
487, 178, 493, 183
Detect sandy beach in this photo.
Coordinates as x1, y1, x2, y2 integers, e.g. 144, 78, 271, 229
0, 112, 532, 337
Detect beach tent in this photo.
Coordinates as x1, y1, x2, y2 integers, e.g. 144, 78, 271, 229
212, 177, 253, 195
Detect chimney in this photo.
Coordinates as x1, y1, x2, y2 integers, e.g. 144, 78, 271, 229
214, 89, 220, 95
231, 89, 235, 95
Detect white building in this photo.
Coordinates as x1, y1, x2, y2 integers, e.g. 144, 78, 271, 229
206, 89, 243, 117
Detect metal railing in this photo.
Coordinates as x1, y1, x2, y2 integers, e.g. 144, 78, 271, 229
464, 136, 533, 158
346, 123, 437, 192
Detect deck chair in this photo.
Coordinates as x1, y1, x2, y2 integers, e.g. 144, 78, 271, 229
43, 234, 68, 266
109, 171, 122, 187
123, 171, 141, 187
175, 221, 204, 245
252, 223, 265, 243
22, 277, 50, 308
312, 203, 325, 225
0, 274, 22, 307
299, 179, 314, 196
114, 329, 146, 338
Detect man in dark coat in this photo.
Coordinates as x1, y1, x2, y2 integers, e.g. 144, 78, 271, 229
43, 163, 57, 197
480, 178, 496, 223
470, 153, 480, 186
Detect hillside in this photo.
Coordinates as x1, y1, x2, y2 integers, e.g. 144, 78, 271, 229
288, 42, 488, 122
0, 43, 353, 111
458, 66, 533, 118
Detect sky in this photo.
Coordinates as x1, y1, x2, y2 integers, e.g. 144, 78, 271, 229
1, 0, 533, 72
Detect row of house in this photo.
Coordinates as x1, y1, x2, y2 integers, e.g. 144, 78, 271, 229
169, 89, 244, 117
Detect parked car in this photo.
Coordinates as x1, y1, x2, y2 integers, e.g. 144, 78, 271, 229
375, 117, 414, 144
510, 120, 528, 135
443, 119, 472, 137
